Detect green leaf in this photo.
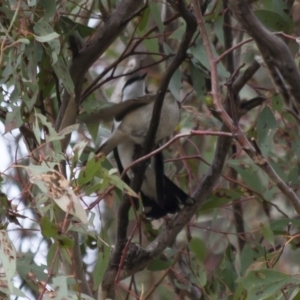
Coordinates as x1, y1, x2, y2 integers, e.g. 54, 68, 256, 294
35, 112, 57, 137
174, 279, 190, 290
189, 39, 229, 78
33, 20, 57, 36
288, 167, 299, 186
292, 290, 300, 300
34, 20, 61, 59
169, 22, 186, 40
270, 218, 300, 233
27, 0, 36, 7
59, 16, 95, 38
143, 37, 159, 57
190, 61, 206, 98
23, 82, 39, 111
5, 107, 23, 133
190, 261, 207, 287
169, 68, 181, 100
230, 163, 263, 194
78, 156, 103, 186
189, 238, 207, 262
163, 42, 173, 55
10, 84, 21, 102
147, 258, 173, 271
53, 191, 88, 224
47, 243, 60, 274
233, 282, 247, 300
137, 7, 150, 33
254, 10, 290, 33
269, 159, 287, 182
34, 32, 60, 42
40, 216, 60, 239
200, 189, 241, 211
39, 0, 56, 20
240, 244, 264, 275
260, 222, 275, 246
17, 253, 48, 291
257, 106, 277, 156
51, 276, 68, 297
51, 55, 74, 95
17, 38, 30, 44
204, 0, 223, 21
272, 0, 288, 12
214, 15, 225, 46
34, 112, 62, 153
0, 230, 16, 293
80, 95, 109, 116
198, 263, 207, 286
220, 246, 237, 292
84, 182, 106, 196
261, 0, 273, 10
108, 173, 138, 197
149, 2, 164, 33
271, 94, 284, 112
273, 1, 293, 33
47, 124, 80, 142
292, 138, 300, 159
92, 226, 111, 289
60, 247, 72, 265
72, 141, 88, 161
237, 269, 299, 300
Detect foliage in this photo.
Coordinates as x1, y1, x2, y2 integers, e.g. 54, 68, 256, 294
0, 0, 300, 299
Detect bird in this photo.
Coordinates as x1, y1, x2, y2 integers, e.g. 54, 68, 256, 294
95, 74, 181, 156
98, 73, 194, 218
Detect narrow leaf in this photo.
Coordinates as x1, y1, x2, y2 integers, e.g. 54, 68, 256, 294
237, 269, 299, 300
149, 2, 164, 33
190, 238, 207, 262
0, 230, 16, 293
34, 32, 60, 42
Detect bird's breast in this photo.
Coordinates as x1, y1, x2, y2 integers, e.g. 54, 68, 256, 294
120, 96, 180, 144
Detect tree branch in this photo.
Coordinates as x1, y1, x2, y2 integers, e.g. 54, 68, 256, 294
228, 0, 300, 118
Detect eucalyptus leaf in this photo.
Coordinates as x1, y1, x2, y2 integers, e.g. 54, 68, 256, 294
34, 32, 60, 42
147, 258, 173, 271
149, 2, 164, 33
169, 23, 186, 40
189, 238, 207, 262
169, 68, 181, 100
0, 230, 16, 293
51, 55, 75, 95
255, 10, 292, 33
260, 222, 275, 246
17, 253, 48, 285
5, 107, 23, 133
257, 106, 276, 156
189, 40, 229, 78
237, 269, 299, 300
39, 0, 56, 20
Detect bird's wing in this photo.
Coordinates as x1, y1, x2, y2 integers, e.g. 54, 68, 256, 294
95, 128, 127, 156
79, 96, 155, 125
115, 95, 155, 121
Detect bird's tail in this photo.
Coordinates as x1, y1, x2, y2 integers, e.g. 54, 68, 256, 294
142, 175, 194, 219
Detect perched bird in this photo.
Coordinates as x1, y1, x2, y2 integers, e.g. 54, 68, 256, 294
95, 74, 180, 156
99, 73, 194, 218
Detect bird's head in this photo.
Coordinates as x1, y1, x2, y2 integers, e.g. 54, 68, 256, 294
121, 73, 147, 101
